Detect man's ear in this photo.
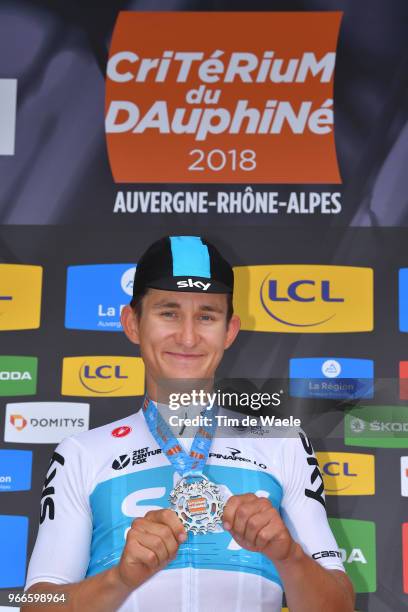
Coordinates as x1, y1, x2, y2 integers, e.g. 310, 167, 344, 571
121, 305, 140, 345
224, 314, 241, 349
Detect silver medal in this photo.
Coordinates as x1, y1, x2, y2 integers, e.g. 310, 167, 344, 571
169, 474, 224, 534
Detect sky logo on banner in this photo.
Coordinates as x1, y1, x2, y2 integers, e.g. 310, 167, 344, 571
65, 264, 136, 331
0, 356, 38, 396
290, 358, 374, 399
233, 265, 373, 333
0, 264, 42, 330
61, 356, 145, 396
106, 12, 342, 184
0, 515, 28, 587
316, 452, 375, 495
4, 402, 89, 444
0, 450, 32, 492
0, 78, 17, 155
328, 518, 376, 593
345, 406, 408, 448
401, 457, 408, 497
403, 523, 408, 593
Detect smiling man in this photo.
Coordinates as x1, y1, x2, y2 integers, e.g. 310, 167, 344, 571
23, 235, 354, 612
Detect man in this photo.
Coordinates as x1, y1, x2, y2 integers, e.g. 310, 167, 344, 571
23, 235, 354, 611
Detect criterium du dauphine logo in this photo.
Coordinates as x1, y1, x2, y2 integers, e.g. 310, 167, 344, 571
105, 12, 342, 184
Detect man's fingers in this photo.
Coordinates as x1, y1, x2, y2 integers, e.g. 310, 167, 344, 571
140, 519, 180, 559
223, 493, 258, 530
131, 529, 171, 566
243, 504, 275, 545
145, 509, 187, 543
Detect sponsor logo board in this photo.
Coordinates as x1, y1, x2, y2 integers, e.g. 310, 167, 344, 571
0, 449, 32, 492
4, 402, 89, 443
0, 515, 28, 587
345, 406, 408, 448
0, 264, 42, 330
61, 356, 144, 396
65, 264, 136, 331
316, 452, 375, 495
401, 457, 408, 497
328, 518, 376, 593
233, 265, 373, 333
290, 357, 374, 399
0, 356, 38, 396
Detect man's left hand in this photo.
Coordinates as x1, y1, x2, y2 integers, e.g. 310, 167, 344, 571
223, 493, 297, 563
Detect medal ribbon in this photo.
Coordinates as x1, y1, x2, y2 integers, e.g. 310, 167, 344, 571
142, 395, 217, 476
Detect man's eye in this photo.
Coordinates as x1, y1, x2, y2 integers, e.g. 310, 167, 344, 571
199, 314, 214, 321
160, 311, 176, 318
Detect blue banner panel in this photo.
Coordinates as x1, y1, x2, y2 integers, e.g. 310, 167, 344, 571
289, 357, 374, 399
0, 450, 32, 492
65, 264, 136, 332
0, 515, 28, 587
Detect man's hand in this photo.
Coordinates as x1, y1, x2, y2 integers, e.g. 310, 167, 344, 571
116, 509, 187, 590
223, 493, 297, 562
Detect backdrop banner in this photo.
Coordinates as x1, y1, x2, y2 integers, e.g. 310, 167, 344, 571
1, 3, 408, 612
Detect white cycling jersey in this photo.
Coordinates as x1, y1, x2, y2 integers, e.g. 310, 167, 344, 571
25, 406, 345, 612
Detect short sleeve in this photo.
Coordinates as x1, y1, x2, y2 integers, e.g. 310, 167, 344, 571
25, 436, 93, 590
279, 431, 345, 573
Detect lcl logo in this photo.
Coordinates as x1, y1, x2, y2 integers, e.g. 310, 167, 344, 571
82, 365, 128, 380
79, 364, 128, 394
268, 280, 344, 303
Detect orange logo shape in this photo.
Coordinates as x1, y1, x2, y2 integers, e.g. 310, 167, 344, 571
10, 414, 27, 430
106, 12, 342, 184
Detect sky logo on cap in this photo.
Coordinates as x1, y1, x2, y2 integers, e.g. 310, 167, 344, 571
233, 265, 373, 333
345, 406, 408, 448
65, 264, 136, 331
61, 356, 145, 396
0, 264, 42, 330
0, 515, 28, 587
0, 450, 32, 492
289, 358, 374, 399
316, 452, 375, 495
0, 356, 38, 396
328, 518, 376, 593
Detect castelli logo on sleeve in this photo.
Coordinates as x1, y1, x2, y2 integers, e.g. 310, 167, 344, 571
105, 12, 342, 184
112, 425, 132, 438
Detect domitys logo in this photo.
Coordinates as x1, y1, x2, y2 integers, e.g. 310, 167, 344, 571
105, 12, 342, 184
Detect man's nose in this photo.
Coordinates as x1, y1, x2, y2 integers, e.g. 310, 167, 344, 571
175, 316, 199, 347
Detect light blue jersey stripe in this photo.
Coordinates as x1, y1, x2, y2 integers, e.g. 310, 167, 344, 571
170, 236, 211, 278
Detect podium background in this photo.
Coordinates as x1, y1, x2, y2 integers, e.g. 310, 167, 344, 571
1, 2, 408, 611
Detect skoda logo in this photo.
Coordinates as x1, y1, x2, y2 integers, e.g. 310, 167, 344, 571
350, 418, 365, 433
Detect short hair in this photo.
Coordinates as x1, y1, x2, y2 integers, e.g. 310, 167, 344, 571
130, 288, 234, 325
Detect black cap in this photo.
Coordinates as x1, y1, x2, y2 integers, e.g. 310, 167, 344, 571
133, 236, 233, 296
